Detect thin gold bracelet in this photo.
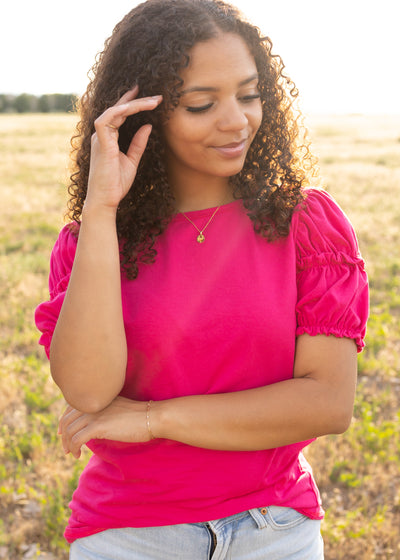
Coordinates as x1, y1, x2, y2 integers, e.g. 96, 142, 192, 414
146, 400, 155, 440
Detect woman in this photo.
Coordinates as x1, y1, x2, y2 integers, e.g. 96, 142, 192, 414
35, 0, 369, 558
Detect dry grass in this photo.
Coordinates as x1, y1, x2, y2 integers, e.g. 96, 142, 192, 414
304, 113, 400, 559
0, 112, 399, 559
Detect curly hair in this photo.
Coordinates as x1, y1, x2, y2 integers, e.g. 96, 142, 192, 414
68, 0, 318, 279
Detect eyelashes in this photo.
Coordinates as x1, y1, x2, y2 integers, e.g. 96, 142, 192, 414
241, 94, 261, 102
186, 103, 213, 113
185, 94, 261, 114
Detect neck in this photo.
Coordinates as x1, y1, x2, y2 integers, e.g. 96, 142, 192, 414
172, 179, 234, 213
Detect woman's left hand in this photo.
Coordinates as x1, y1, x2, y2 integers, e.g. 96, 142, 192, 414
58, 397, 151, 458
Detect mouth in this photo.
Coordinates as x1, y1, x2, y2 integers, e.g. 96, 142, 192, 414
212, 140, 247, 158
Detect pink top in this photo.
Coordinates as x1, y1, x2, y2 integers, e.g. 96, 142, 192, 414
35, 188, 369, 543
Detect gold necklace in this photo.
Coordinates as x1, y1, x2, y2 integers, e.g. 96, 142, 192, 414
181, 204, 223, 243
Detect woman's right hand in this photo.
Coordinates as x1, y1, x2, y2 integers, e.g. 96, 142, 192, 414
85, 86, 163, 212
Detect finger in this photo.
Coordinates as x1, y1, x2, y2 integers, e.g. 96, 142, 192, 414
58, 405, 75, 435
105, 87, 140, 136
126, 124, 153, 168
67, 421, 98, 458
58, 406, 82, 435
94, 95, 162, 140
59, 409, 85, 455
113, 95, 162, 123
61, 416, 79, 453
58, 406, 71, 434
115, 85, 139, 106
62, 414, 91, 456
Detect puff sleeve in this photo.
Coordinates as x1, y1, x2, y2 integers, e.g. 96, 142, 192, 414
294, 189, 369, 352
35, 224, 79, 359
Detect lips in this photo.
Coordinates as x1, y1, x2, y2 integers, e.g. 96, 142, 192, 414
212, 139, 247, 158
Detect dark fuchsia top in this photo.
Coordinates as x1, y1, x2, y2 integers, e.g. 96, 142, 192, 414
35, 188, 369, 543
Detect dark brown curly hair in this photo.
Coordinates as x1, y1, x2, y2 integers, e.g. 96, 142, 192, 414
68, 0, 317, 279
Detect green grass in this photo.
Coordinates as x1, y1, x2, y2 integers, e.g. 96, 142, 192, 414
1, 112, 400, 559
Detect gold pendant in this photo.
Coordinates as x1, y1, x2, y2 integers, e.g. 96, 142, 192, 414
197, 233, 205, 243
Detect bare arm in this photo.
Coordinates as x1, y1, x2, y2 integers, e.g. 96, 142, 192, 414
151, 334, 357, 450
50, 206, 127, 413
59, 334, 358, 456
50, 88, 163, 413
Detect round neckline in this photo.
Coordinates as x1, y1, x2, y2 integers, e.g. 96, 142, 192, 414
172, 198, 243, 222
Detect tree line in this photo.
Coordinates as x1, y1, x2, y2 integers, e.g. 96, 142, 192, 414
0, 93, 78, 113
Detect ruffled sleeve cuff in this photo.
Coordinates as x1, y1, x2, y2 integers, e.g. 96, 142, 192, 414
34, 223, 79, 358
294, 189, 369, 352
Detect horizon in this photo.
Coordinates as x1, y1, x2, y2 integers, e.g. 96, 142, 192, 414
2, 0, 400, 115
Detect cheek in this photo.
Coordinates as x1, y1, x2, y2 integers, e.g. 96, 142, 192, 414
165, 109, 213, 142
165, 123, 210, 154
165, 120, 194, 144
247, 109, 262, 144
253, 104, 263, 131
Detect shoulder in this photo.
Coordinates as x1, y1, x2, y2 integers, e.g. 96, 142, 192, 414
48, 223, 80, 296
51, 222, 80, 261
292, 188, 362, 268
293, 189, 369, 352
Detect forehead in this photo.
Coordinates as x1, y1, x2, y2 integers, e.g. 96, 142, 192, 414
180, 33, 257, 87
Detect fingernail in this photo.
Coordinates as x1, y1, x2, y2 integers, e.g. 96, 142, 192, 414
149, 95, 162, 102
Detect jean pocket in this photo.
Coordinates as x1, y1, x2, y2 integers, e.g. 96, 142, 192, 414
265, 506, 309, 531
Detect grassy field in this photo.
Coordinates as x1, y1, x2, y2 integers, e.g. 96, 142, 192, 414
0, 112, 399, 559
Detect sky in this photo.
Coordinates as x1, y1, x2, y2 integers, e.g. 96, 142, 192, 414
1, 0, 399, 114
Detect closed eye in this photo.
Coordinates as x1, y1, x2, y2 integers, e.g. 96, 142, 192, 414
185, 103, 213, 113
185, 93, 260, 113
239, 94, 261, 103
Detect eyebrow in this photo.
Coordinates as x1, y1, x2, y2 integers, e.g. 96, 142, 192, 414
181, 73, 259, 94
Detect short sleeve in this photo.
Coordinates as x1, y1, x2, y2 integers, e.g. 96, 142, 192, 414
294, 189, 369, 352
35, 224, 79, 359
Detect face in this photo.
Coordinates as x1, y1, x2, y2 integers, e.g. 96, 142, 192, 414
162, 33, 262, 195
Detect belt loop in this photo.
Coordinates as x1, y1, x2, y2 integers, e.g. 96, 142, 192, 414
248, 507, 269, 529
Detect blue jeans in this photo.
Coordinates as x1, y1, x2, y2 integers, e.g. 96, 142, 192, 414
70, 506, 324, 559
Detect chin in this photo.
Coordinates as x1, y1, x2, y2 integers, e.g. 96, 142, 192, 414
224, 161, 246, 177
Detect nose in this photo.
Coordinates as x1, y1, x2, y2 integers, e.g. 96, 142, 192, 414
217, 98, 248, 132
